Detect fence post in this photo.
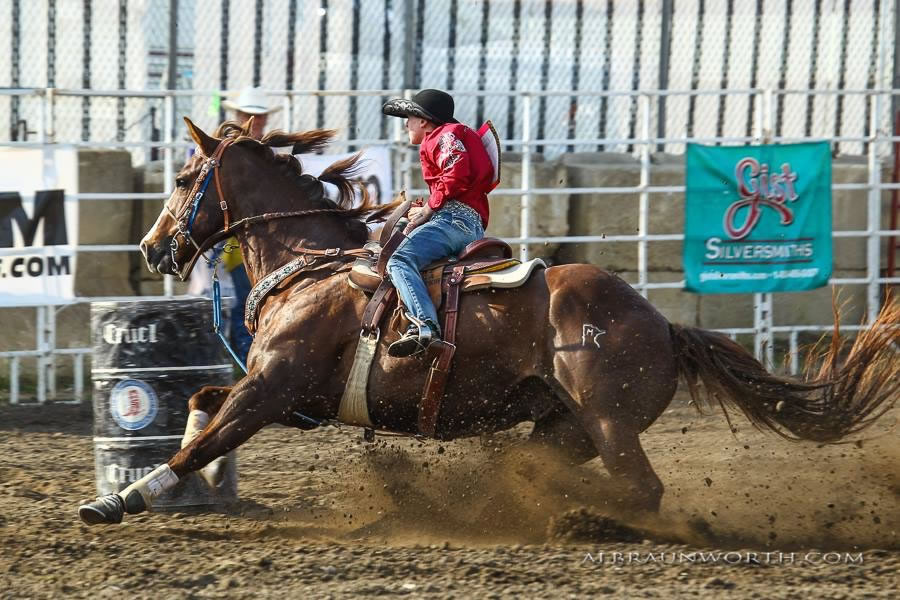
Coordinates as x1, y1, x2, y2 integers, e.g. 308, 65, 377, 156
74, 352, 84, 403
754, 292, 773, 368
39, 89, 48, 143
753, 88, 776, 367
789, 330, 799, 375
10, 357, 20, 405
866, 93, 883, 324
520, 93, 532, 262
163, 92, 175, 297
638, 93, 651, 298
47, 306, 57, 400
36, 306, 46, 404
656, 0, 674, 153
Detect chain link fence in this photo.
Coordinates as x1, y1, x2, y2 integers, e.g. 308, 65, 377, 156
0, 0, 896, 159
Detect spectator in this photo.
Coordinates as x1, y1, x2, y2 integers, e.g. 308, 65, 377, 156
191, 87, 283, 366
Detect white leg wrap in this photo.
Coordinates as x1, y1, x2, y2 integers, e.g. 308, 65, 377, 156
200, 456, 228, 488
119, 464, 179, 507
181, 410, 210, 448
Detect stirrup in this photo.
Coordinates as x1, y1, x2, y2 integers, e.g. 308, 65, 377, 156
388, 325, 436, 358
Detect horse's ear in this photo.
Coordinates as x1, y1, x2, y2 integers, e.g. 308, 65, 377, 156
183, 117, 218, 157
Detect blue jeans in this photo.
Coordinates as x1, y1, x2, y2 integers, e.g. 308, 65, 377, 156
387, 201, 484, 335
229, 263, 253, 364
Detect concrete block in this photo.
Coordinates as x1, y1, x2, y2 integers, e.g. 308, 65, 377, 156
75, 150, 135, 297
133, 160, 172, 295
487, 152, 570, 259
771, 272, 868, 326
556, 153, 641, 270
831, 158, 869, 270
697, 291, 756, 329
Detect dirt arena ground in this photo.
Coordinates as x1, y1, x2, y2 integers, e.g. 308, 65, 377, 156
0, 395, 897, 599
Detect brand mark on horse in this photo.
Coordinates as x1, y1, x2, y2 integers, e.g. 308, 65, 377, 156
582, 324, 607, 349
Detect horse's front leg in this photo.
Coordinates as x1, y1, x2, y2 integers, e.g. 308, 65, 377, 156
78, 375, 282, 525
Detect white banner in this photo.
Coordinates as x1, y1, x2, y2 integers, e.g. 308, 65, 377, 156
0, 148, 79, 306
296, 146, 393, 206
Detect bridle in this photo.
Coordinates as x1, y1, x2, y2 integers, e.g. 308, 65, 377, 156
162, 135, 371, 280
163, 138, 234, 277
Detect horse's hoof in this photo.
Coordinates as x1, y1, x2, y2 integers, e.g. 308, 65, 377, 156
78, 494, 125, 525
200, 456, 227, 488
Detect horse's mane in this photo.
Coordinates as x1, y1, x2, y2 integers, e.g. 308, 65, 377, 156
212, 120, 401, 242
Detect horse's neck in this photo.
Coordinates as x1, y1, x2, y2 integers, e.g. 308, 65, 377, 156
237, 217, 362, 285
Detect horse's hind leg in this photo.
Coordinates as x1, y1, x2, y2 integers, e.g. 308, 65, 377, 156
579, 411, 664, 513
533, 388, 664, 513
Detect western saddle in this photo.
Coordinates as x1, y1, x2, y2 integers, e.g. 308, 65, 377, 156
348, 198, 544, 438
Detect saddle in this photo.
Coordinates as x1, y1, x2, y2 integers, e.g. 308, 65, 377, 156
346, 201, 545, 438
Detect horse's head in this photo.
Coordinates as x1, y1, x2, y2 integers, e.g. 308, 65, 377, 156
141, 117, 407, 280
140, 117, 234, 279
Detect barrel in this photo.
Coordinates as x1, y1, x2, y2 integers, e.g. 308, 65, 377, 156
90, 298, 237, 508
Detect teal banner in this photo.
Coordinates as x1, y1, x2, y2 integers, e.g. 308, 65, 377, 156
684, 142, 832, 294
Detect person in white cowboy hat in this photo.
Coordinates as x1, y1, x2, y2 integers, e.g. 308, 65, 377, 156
191, 86, 281, 366
222, 86, 282, 139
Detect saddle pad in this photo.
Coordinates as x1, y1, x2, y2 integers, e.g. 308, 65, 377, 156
348, 257, 522, 293
461, 258, 546, 291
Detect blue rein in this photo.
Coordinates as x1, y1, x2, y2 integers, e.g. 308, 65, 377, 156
210, 262, 323, 428
212, 270, 248, 374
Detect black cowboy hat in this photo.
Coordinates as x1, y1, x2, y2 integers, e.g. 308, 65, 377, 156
382, 89, 458, 125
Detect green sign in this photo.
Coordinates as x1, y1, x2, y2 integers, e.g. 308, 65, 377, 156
684, 142, 832, 294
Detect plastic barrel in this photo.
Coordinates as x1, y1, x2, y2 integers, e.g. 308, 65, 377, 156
90, 298, 237, 508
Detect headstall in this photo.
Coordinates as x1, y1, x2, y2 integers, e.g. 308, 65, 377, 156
164, 138, 234, 277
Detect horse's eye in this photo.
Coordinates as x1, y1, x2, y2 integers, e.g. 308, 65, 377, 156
175, 177, 187, 189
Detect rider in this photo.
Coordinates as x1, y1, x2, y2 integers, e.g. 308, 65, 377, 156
382, 89, 495, 357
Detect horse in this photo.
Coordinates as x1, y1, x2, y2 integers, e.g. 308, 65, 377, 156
78, 118, 899, 525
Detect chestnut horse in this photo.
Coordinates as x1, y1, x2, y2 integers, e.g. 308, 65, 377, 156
78, 119, 899, 525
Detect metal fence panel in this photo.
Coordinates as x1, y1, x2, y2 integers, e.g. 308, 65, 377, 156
2, 0, 896, 159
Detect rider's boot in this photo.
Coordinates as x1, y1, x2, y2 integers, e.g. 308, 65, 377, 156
388, 317, 441, 358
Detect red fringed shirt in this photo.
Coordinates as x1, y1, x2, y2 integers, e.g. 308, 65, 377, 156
419, 123, 494, 228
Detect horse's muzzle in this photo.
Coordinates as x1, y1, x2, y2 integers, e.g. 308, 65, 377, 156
141, 238, 176, 275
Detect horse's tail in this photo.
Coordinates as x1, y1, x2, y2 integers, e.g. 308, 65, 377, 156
668, 297, 899, 443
